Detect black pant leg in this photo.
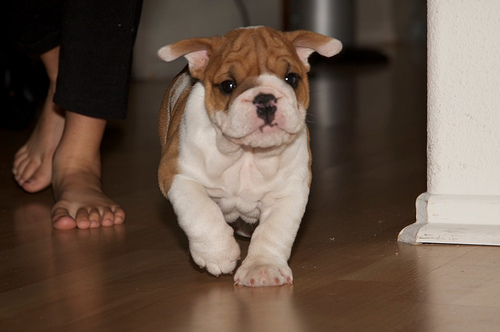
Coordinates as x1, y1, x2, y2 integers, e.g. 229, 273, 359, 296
54, 0, 143, 119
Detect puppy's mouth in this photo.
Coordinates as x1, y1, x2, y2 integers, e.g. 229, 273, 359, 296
223, 124, 286, 139
259, 122, 277, 132
221, 124, 296, 149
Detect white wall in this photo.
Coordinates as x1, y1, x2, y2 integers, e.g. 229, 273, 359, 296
399, 0, 500, 246
427, 0, 500, 196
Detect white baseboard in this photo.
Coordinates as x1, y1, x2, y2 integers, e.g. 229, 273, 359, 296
398, 193, 500, 246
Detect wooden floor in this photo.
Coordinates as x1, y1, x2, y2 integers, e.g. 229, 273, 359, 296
2, 46, 500, 331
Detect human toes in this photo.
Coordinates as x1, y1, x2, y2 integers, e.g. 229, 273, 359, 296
87, 206, 126, 227
100, 208, 119, 227
52, 207, 92, 230
12, 160, 25, 181
74, 208, 94, 229
52, 207, 78, 230
87, 208, 102, 228
13, 146, 28, 171
77, 204, 127, 228
19, 162, 51, 193
13, 154, 32, 184
112, 207, 126, 225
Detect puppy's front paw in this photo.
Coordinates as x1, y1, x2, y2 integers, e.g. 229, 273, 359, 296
189, 236, 241, 276
234, 261, 293, 287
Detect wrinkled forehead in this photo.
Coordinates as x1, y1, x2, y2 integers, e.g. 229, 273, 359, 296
207, 28, 304, 81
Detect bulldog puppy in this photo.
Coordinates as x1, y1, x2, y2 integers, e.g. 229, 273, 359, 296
157, 26, 341, 287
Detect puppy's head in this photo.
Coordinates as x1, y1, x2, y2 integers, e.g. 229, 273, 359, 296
158, 27, 342, 149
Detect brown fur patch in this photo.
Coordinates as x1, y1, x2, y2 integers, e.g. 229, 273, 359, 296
158, 69, 193, 198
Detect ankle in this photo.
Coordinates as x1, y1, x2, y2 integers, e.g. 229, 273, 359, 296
53, 149, 102, 176
51, 161, 103, 197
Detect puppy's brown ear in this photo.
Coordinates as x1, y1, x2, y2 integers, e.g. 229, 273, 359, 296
158, 37, 221, 80
285, 31, 342, 70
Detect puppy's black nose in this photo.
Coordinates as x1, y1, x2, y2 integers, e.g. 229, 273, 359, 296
253, 93, 277, 125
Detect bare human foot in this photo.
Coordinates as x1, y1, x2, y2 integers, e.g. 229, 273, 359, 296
12, 47, 65, 193
51, 169, 126, 230
12, 47, 125, 229
51, 111, 126, 230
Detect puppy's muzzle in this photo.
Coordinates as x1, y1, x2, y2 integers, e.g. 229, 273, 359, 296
254, 93, 277, 126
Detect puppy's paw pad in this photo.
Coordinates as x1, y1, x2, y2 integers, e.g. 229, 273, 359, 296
190, 237, 240, 276
234, 263, 292, 287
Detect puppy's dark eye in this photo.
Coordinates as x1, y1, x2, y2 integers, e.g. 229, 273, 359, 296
285, 73, 300, 89
219, 80, 237, 94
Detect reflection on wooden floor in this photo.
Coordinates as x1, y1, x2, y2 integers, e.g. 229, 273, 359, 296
1, 46, 500, 331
